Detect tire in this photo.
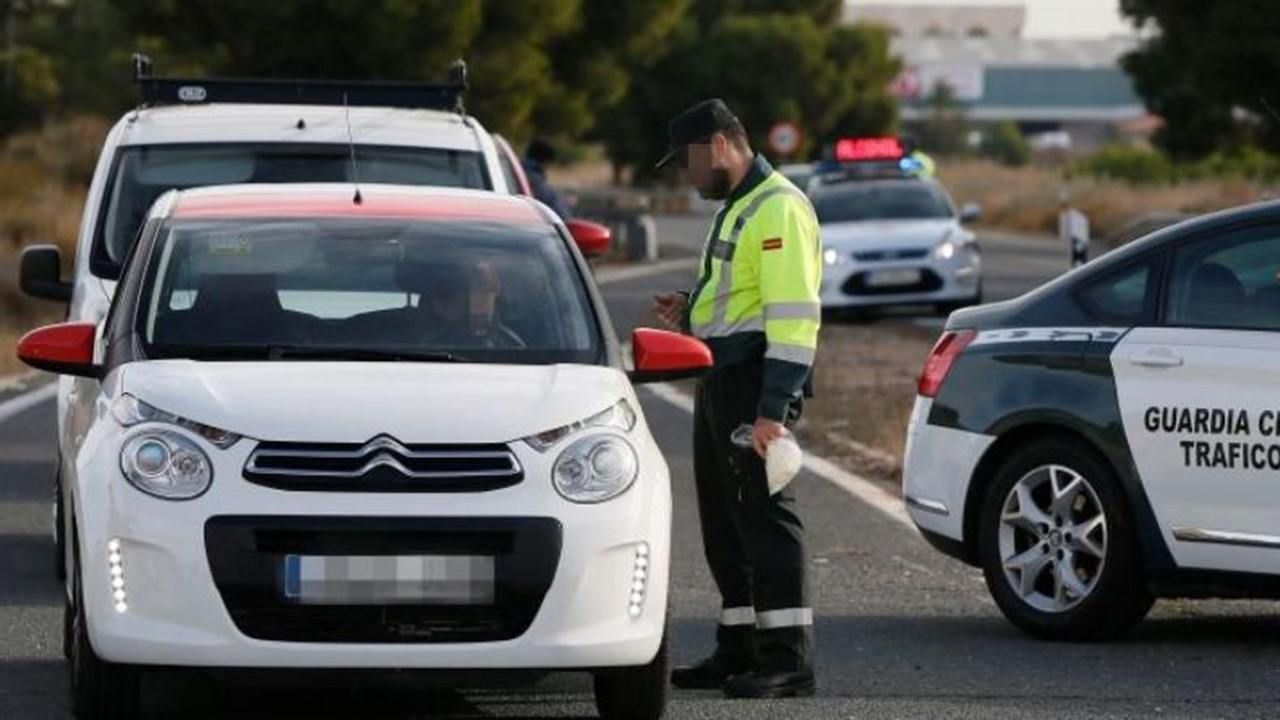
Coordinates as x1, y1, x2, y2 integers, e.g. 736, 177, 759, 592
978, 436, 1153, 641
54, 462, 66, 581
69, 534, 141, 720
592, 632, 668, 720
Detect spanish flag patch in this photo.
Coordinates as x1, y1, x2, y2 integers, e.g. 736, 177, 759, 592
762, 237, 784, 251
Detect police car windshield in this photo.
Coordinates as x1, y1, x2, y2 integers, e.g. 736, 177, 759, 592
96, 144, 488, 274
812, 182, 953, 224
136, 218, 601, 365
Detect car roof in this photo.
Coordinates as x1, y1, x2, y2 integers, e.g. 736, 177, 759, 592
115, 103, 483, 151
166, 183, 550, 225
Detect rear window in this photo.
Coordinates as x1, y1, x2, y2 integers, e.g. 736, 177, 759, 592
92, 143, 489, 277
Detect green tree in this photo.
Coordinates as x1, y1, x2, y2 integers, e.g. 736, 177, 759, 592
981, 120, 1029, 167
916, 82, 969, 156
1120, 0, 1280, 159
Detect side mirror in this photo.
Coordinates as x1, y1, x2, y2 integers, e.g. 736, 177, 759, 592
566, 219, 611, 258
628, 328, 713, 384
16, 322, 100, 378
959, 202, 981, 225
19, 245, 72, 302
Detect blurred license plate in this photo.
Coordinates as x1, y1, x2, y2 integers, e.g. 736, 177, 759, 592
865, 269, 922, 288
283, 555, 495, 605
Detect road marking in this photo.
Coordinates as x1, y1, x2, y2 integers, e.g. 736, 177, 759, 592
594, 258, 698, 286
0, 382, 56, 426
642, 383, 917, 532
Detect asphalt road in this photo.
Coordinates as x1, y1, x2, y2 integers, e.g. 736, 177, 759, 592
2, 219, 1280, 719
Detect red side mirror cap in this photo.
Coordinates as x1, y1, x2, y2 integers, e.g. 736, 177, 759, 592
566, 218, 611, 258
629, 328, 713, 384
16, 322, 100, 378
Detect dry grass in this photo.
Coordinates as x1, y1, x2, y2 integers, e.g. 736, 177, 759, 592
0, 116, 103, 377
793, 320, 938, 484
940, 159, 1277, 240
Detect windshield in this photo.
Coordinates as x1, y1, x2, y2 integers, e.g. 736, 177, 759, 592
812, 182, 953, 224
136, 218, 601, 365
95, 144, 489, 274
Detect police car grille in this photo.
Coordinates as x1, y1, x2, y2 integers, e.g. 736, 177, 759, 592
852, 248, 930, 262
243, 437, 522, 492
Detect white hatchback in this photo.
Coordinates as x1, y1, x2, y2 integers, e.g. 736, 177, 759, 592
18, 183, 711, 720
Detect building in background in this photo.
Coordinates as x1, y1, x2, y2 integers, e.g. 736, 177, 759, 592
844, 2, 1152, 152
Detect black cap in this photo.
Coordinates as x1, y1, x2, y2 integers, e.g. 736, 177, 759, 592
655, 98, 740, 170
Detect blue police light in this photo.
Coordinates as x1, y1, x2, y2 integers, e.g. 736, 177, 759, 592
899, 156, 924, 175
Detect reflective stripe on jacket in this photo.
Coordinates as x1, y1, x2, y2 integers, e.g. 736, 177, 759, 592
686, 154, 821, 421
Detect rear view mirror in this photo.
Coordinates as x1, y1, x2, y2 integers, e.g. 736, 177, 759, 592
16, 322, 100, 378
628, 328, 713, 384
20, 245, 72, 302
566, 219, 611, 258
960, 202, 981, 225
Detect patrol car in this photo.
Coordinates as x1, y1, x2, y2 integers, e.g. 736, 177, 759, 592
811, 138, 983, 315
903, 199, 1280, 640
17, 56, 524, 585
17, 183, 710, 720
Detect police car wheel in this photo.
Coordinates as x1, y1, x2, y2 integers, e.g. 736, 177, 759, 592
592, 630, 668, 720
978, 437, 1152, 641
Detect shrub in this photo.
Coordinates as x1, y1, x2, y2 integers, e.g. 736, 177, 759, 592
1075, 145, 1174, 184
980, 120, 1030, 167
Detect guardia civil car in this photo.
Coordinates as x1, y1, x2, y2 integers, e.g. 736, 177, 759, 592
904, 199, 1280, 640
17, 183, 711, 720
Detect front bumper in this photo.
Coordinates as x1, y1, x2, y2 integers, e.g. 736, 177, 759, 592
72, 426, 671, 669
820, 248, 981, 309
901, 397, 995, 545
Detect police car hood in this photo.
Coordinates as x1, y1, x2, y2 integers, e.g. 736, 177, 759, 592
118, 361, 632, 444
820, 218, 957, 251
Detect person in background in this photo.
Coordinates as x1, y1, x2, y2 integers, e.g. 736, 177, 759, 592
1058, 190, 1090, 268
523, 138, 571, 221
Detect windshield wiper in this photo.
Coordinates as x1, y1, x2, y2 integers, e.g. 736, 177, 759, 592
265, 346, 463, 363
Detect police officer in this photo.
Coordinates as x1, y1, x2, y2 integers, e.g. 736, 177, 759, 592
652, 99, 821, 699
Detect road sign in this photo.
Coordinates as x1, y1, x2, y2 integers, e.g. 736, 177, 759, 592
768, 121, 801, 157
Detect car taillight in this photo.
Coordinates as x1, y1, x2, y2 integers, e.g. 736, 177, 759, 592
917, 329, 976, 398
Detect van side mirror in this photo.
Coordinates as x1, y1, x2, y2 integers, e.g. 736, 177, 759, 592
16, 322, 100, 378
566, 219, 611, 258
628, 328, 713, 384
20, 245, 72, 302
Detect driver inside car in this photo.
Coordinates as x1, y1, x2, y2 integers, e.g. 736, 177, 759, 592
407, 259, 526, 349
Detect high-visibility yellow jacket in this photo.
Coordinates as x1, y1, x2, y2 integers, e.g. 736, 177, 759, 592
684, 155, 822, 421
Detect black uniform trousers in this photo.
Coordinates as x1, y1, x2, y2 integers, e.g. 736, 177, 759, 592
692, 356, 813, 673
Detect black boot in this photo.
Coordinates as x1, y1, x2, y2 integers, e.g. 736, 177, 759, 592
672, 625, 754, 690
723, 667, 815, 698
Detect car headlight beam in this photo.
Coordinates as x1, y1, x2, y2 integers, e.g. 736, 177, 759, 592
552, 433, 639, 504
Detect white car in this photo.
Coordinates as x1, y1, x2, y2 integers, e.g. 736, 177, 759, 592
17, 61, 526, 585
813, 177, 983, 315
17, 183, 712, 720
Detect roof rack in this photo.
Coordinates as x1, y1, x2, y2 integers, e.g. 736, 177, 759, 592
131, 53, 469, 113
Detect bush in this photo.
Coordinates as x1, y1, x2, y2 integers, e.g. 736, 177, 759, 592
980, 120, 1030, 167
1075, 146, 1174, 184
1188, 145, 1280, 182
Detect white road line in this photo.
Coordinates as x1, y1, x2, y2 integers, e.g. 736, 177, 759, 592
0, 382, 57, 426
642, 383, 917, 532
594, 258, 698, 286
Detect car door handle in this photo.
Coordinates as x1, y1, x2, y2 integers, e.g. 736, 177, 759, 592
1129, 348, 1184, 368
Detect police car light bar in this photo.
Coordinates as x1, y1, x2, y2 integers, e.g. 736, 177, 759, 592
834, 136, 906, 163
132, 53, 469, 112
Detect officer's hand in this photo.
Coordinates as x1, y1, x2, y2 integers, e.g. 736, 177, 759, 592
651, 293, 687, 333
751, 417, 787, 458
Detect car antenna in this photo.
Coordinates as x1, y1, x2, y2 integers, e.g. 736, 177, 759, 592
343, 92, 363, 205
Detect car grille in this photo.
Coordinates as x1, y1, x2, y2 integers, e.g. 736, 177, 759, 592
243, 436, 523, 492
205, 516, 562, 643
852, 248, 930, 262
842, 268, 944, 296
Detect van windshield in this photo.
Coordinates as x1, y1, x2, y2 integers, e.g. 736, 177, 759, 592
94, 144, 489, 276
136, 218, 602, 366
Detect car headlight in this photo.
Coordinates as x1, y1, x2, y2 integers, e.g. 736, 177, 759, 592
524, 399, 637, 452
934, 239, 957, 260
120, 430, 213, 500
552, 433, 639, 504
822, 247, 845, 266
110, 393, 241, 449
